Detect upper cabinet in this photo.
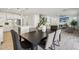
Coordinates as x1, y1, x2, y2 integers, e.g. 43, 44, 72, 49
6, 13, 21, 19
0, 13, 6, 26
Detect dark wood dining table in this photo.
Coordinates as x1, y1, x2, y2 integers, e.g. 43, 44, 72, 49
20, 29, 55, 49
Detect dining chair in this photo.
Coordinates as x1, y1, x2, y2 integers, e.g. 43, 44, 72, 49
53, 29, 61, 46
37, 32, 56, 50
11, 30, 33, 50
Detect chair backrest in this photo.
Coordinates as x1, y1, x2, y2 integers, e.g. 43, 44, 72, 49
51, 26, 58, 31
54, 29, 61, 41
11, 30, 23, 50
45, 32, 55, 49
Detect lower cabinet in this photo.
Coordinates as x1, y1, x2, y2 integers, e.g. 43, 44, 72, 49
0, 28, 3, 44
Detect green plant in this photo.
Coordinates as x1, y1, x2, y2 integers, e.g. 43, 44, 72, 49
70, 20, 78, 28
37, 15, 47, 28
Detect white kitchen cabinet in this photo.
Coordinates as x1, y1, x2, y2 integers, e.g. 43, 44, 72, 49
0, 27, 4, 44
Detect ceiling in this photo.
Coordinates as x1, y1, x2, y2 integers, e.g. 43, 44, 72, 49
0, 8, 79, 16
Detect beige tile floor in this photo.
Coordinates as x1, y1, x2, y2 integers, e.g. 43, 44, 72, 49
0, 32, 14, 50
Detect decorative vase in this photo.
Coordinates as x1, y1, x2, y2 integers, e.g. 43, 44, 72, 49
42, 25, 46, 32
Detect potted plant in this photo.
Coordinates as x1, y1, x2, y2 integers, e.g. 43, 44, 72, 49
70, 20, 78, 30
37, 15, 47, 32
69, 20, 78, 33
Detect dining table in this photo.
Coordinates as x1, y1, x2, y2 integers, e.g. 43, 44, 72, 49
20, 29, 55, 50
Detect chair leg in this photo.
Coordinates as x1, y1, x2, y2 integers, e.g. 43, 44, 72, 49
52, 44, 55, 50
59, 34, 61, 42
32, 44, 38, 50
19, 36, 21, 42
53, 40, 60, 46
51, 43, 55, 50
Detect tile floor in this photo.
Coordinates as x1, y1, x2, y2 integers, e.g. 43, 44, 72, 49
0, 30, 79, 50
56, 30, 79, 50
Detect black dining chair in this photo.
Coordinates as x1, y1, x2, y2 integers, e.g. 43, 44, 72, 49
11, 30, 33, 50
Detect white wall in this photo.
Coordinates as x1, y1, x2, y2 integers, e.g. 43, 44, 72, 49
33, 14, 40, 27
27, 15, 34, 26
21, 15, 28, 26
77, 16, 79, 27
22, 14, 40, 27
50, 16, 59, 26
75, 16, 79, 29
47, 16, 51, 24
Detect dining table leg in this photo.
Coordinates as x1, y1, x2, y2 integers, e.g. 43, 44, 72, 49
32, 44, 38, 50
